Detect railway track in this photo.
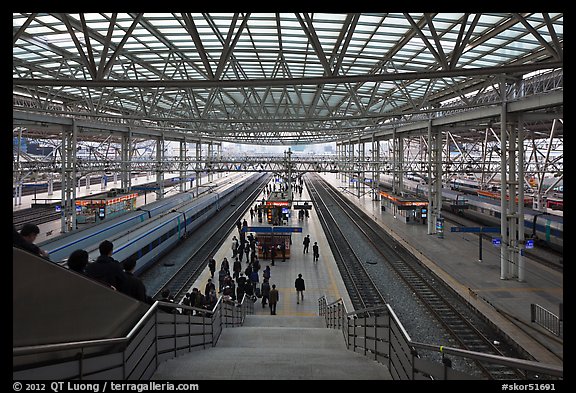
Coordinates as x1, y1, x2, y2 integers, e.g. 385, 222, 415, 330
307, 173, 526, 380
151, 176, 269, 303
13, 206, 60, 229
307, 178, 387, 311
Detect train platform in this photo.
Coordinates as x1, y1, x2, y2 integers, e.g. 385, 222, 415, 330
155, 180, 393, 380
189, 179, 354, 317
318, 173, 563, 367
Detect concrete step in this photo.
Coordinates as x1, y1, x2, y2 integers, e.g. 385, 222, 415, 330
151, 314, 392, 380
241, 314, 327, 328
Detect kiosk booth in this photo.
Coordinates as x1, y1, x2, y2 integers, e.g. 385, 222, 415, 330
75, 191, 138, 224
379, 190, 428, 224
243, 226, 302, 260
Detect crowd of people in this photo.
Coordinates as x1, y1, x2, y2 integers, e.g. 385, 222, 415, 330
14, 223, 154, 306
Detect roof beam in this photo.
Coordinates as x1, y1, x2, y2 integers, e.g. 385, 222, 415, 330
14, 61, 562, 89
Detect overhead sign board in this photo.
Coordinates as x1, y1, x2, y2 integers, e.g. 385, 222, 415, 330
243, 226, 302, 233
450, 226, 500, 233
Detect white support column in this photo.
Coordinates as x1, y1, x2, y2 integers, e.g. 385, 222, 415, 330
60, 122, 78, 233
180, 139, 187, 193
500, 78, 509, 280
47, 173, 53, 196
207, 141, 213, 183
372, 135, 380, 201
508, 122, 519, 279
427, 121, 442, 235
517, 115, 526, 282
358, 137, 364, 198
120, 132, 132, 192
196, 141, 202, 195
155, 135, 165, 200
217, 143, 222, 179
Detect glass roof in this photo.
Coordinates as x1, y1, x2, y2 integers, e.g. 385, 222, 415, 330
13, 13, 563, 145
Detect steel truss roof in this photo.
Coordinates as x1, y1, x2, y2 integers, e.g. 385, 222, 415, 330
13, 13, 563, 145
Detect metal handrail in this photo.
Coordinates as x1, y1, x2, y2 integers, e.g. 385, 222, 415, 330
318, 296, 563, 379
14, 295, 227, 356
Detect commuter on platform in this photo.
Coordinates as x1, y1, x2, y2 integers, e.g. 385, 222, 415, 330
295, 273, 305, 304
268, 284, 279, 315
218, 266, 227, 293
262, 265, 271, 281
204, 278, 216, 297
221, 257, 230, 274
182, 292, 193, 315
232, 257, 242, 279
66, 249, 89, 274
121, 256, 151, 304
14, 223, 50, 259
231, 236, 239, 258
236, 272, 247, 301
85, 240, 126, 291
303, 235, 310, 254
208, 257, 216, 278
261, 278, 271, 308
312, 242, 319, 262
158, 289, 179, 314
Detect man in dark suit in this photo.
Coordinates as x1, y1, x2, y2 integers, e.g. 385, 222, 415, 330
121, 256, 151, 304
85, 240, 126, 291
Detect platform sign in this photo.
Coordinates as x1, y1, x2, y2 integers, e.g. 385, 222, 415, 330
526, 239, 534, 249
451, 226, 500, 233
492, 238, 501, 247
436, 217, 444, 239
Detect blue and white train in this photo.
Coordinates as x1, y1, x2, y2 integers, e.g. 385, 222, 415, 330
41, 173, 267, 273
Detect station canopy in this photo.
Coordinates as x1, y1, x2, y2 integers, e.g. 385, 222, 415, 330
13, 13, 563, 145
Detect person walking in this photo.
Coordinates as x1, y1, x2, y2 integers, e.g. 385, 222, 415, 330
207, 257, 216, 278
261, 278, 271, 308
268, 284, 279, 315
312, 241, 319, 262
303, 235, 310, 253
295, 274, 305, 304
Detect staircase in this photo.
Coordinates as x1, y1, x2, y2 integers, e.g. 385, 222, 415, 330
152, 315, 392, 380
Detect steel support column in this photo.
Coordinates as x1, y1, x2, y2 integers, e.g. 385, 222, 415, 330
196, 141, 202, 195
500, 78, 510, 280
60, 122, 77, 234
372, 134, 380, 201
207, 141, 213, 183
517, 115, 526, 282
155, 135, 165, 201
427, 121, 442, 235
358, 137, 364, 198
180, 139, 187, 193
120, 132, 132, 192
